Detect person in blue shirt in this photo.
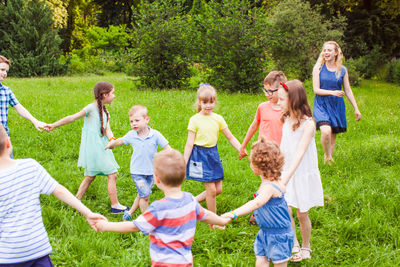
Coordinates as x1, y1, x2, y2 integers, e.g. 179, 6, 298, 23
106, 105, 170, 220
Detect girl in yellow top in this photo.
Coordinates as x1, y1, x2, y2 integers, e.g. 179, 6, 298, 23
184, 83, 242, 215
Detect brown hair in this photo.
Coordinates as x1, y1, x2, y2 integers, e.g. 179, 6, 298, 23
128, 105, 148, 118
280, 80, 313, 130
264, 71, 287, 86
153, 149, 186, 187
0, 55, 11, 66
250, 136, 284, 180
0, 125, 8, 154
196, 84, 217, 112
93, 81, 113, 136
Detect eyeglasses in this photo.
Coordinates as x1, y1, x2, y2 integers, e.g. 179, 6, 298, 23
262, 88, 279, 95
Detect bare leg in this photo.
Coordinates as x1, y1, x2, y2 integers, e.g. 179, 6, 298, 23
128, 195, 140, 216
320, 125, 333, 163
76, 176, 95, 199
273, 261, 288, 267
255, 257, 269, 267
297, 210, 312, 258
107, 173, 119, 206
330, 133, 337, 157
139, 196, 150, 213
288, 206, 300, 253
196, 181, 222, 204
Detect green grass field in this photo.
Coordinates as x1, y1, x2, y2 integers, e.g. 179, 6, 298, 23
5, 73, 400, 266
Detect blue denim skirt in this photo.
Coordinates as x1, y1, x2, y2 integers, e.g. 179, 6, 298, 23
186, 145, 224, 182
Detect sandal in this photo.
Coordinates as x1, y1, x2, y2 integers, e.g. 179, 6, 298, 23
291, 247, 312, 262
292, 244, 300, 254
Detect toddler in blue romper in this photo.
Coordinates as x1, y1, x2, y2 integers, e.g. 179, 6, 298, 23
223, 137, 294, 265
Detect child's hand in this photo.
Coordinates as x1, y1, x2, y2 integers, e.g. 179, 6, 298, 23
86, 212, 108, 231
34, 121, 46, 132
95, 220, 109, 232
44, 124, 55, 132
331, 90, 345, 97
238, 148, 248, 160
221, 212, 235, 221
355, 110, 362, 121
105, 140, 114, 150
220, 215, 232, 225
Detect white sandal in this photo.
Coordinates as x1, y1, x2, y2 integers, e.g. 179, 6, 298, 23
291, 247, 312, 262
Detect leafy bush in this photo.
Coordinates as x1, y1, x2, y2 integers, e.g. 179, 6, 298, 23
0, 0, 66, 77
385, 59, 400, 84
268, 0, 346, 80
129, 0, 191, 90
192, 0, 271, 93
347, 46, 387, 79
344, 58, 362, 86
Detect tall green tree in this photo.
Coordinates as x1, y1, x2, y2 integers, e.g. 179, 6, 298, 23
0, 0, 65, 76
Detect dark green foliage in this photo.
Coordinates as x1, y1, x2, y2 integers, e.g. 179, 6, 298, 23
0, 0, 65, 77
268, 0, 346, 80
385, 59, 400, 84
343, 58, 362, 87
94, 0, 140, 28
191, 0, 270, 93
130, 0, 191, 90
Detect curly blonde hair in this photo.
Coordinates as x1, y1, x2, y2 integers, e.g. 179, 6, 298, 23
250, 136, 284, 180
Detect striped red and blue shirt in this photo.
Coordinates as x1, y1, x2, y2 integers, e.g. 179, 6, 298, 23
133, 192, 208, 267
0, 159, 58, 264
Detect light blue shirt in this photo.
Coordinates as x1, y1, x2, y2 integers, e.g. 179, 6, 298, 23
123, 127, 169, 175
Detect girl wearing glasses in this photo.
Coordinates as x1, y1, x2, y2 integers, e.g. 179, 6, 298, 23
239, 71, 287, 160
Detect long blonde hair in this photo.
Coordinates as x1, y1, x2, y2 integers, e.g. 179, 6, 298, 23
314, 41, 343, 79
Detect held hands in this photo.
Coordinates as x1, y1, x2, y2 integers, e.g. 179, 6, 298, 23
238, 147, 249, 160
43, 123, 56, 132
33, 120, 46, 132
85, 212, 108, 232
94, 219, 109, 232
105, 139, 116, 150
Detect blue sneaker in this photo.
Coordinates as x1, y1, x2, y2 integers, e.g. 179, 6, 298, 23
122, 210, 132, 221
110, 205, 129, 214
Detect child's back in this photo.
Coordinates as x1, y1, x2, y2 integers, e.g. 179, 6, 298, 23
0, 158, 58, 264
134, 191, 206, 265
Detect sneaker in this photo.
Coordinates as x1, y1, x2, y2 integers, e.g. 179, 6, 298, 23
122, 210, 132, 221
110, 205, 129, 214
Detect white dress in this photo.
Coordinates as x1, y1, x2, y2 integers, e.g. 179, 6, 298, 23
280, 117, 324, 212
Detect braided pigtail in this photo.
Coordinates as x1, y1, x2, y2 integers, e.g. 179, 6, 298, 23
93, 81, 114, 137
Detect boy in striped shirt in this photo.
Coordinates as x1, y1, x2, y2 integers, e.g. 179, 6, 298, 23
96, 148, 230, 267
0, 125, 106, 266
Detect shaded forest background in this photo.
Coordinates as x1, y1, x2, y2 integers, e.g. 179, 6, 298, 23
1, 0, 399, 91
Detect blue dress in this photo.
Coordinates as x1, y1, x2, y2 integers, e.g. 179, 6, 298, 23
313, 63, 347, 133
253, 183, 294, 263
78, 103, 119, 176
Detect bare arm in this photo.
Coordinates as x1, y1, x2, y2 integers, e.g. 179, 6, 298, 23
281, 120, 315, 185
105, 120, 114, 140
239, 119, 259, 160
225, 184, 274, 218
13, 103, 46, 131
45, 109, 86, 131
183, 130, 196, 164
202, 211, 231, 226
95, 221, 140, 233
105, 138, 124, 150
342, 72, 361, 121
52, 184, 107, 231
312, 68, 344, 97
163, 144, 171, 150
221, 127, 241, 152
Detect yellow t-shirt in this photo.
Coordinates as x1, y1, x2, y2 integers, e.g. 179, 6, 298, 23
188, 113, 228, 147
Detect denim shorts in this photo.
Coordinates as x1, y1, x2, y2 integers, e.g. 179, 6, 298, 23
0, 254, 53, 267
131, 174, 154, 198
254, 228, 293, 264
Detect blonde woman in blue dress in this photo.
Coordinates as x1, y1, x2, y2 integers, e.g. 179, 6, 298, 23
45, 81, 128, 214
312, 41, 361, 164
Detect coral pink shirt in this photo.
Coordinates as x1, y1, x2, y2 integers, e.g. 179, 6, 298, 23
255, 101, 283, 146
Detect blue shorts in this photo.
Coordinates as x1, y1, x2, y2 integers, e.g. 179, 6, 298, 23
254, 228, 294, 264
186, 145, 224, 183
131, 174, 154, 198
0, 254, 53, 267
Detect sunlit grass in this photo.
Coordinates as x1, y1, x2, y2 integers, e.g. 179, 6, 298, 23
6, 74, 400, 266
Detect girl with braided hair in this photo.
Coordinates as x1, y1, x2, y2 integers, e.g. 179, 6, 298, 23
45, 81, 128, 214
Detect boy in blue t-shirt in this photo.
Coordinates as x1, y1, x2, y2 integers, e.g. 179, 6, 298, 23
0, 125, 105, 266
106, 105, 170, 220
